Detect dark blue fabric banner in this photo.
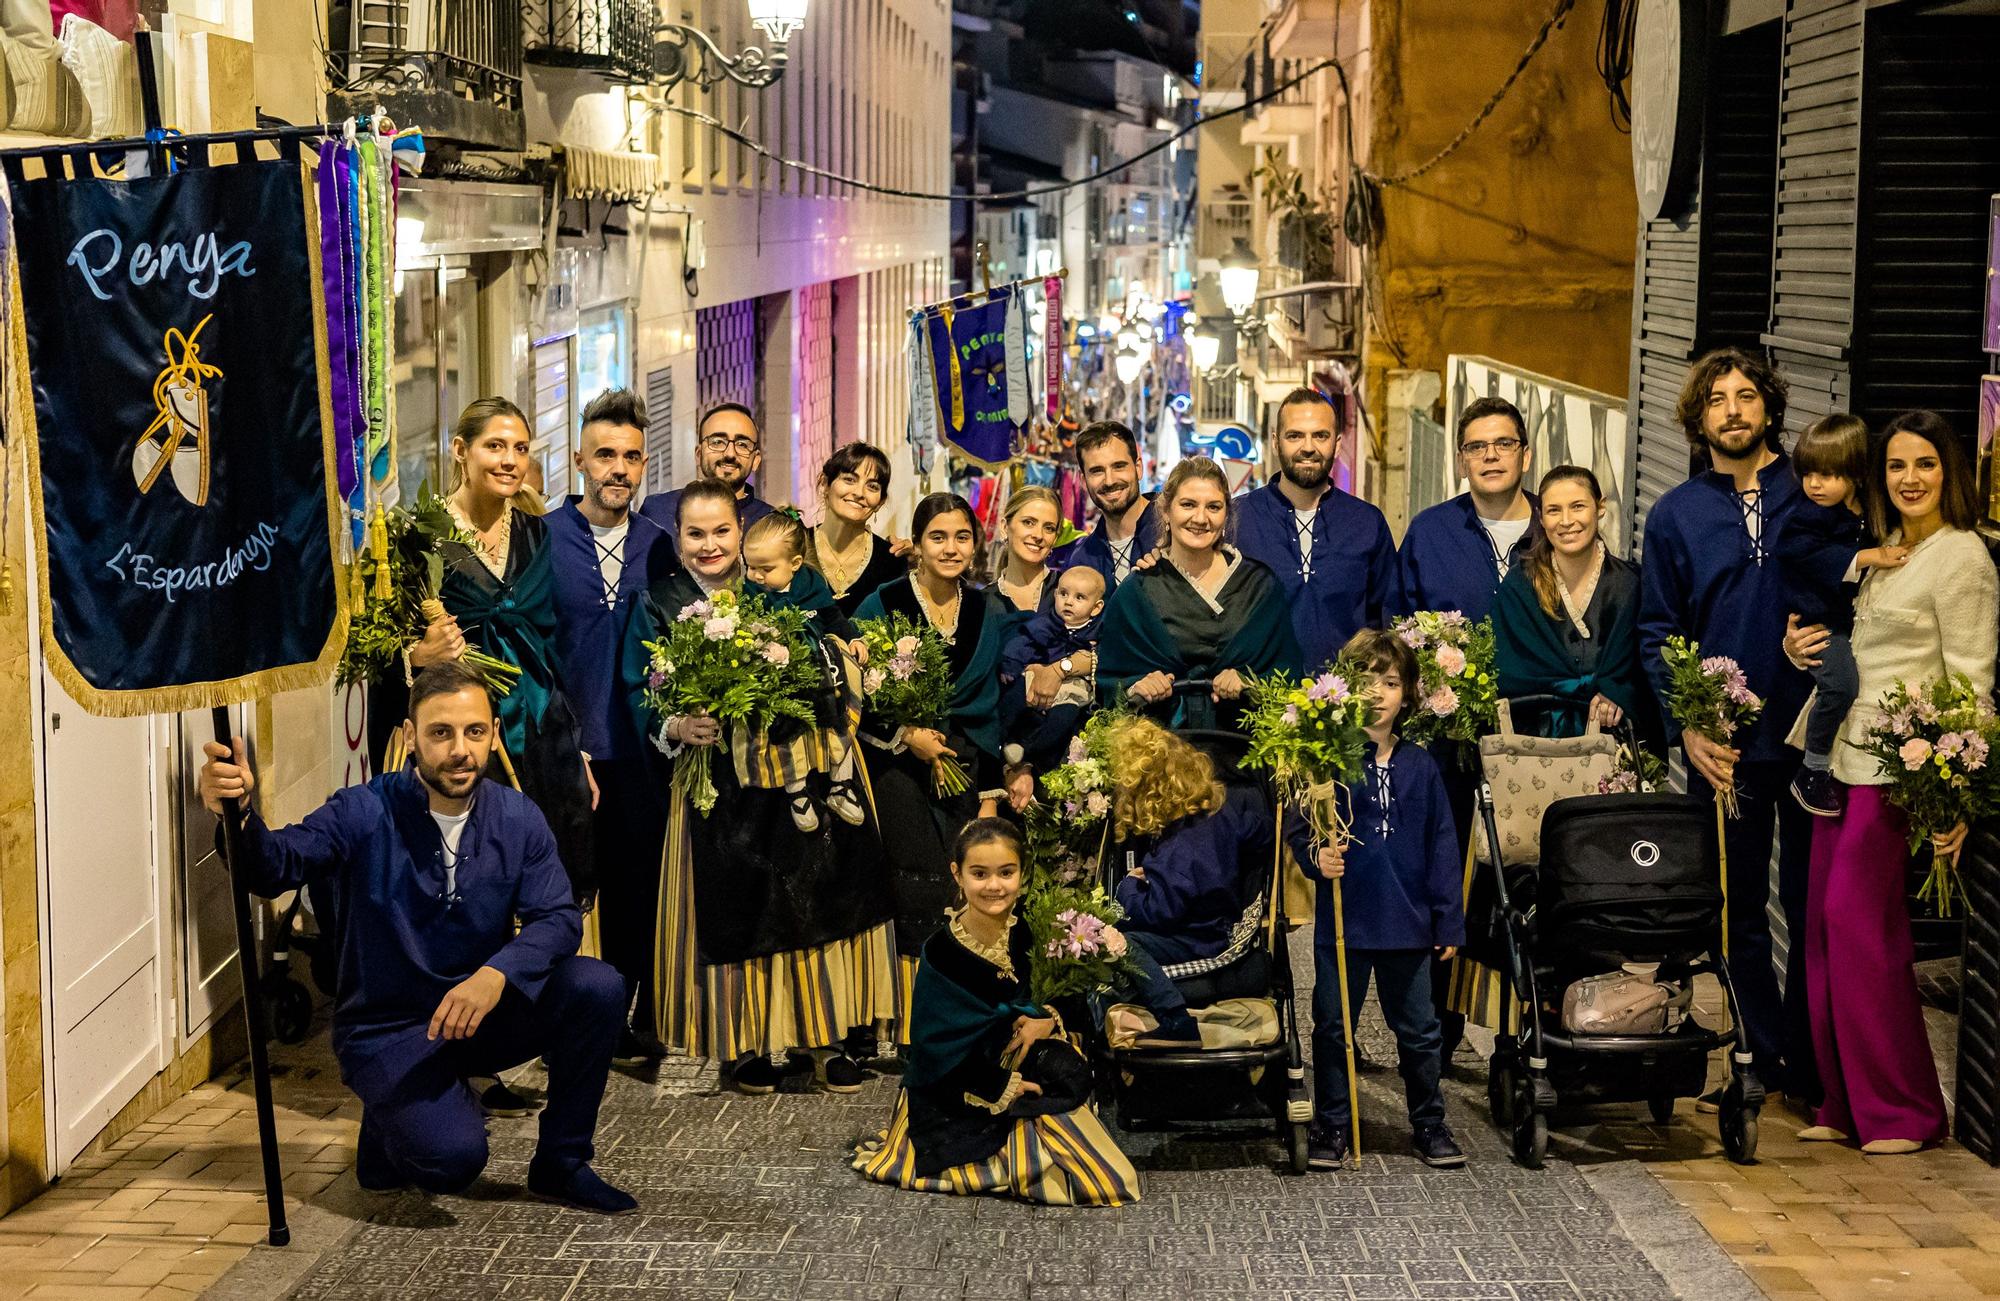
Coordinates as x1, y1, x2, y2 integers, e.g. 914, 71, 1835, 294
925, 286, 1017, 468
8, 155, 343, 714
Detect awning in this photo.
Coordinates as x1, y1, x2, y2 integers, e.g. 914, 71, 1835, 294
559, 144, 665, 202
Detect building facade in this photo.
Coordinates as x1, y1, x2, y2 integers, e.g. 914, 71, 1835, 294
0, 0, 948, 1208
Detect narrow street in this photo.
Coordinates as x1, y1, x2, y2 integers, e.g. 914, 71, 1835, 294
0, 945, 1990, 1300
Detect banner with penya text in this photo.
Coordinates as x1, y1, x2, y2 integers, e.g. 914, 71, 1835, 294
6, 153, 344, 715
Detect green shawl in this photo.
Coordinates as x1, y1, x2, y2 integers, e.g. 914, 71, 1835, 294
1095, 558, 1302, 729
853, 578, 1007, 759
439, 527, 560, 758
1491, 558, 1642, 736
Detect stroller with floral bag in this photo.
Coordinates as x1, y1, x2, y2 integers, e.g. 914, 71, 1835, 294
1458, 695, 1763, 1167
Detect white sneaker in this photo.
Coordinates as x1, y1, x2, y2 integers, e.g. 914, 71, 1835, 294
825, 781, 867, 826
788, 793, 819, 833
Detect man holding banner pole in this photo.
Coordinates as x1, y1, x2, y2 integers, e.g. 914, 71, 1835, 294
198, 662, 637, 1212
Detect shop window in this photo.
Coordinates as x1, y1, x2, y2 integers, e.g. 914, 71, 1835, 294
577, 304, 632, 408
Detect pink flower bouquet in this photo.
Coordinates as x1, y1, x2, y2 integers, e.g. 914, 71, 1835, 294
1858, 672, 2000, 916
1392, 610, 1498, 746
1021, 881, 1139, 1004
1661, 635, 1763, 818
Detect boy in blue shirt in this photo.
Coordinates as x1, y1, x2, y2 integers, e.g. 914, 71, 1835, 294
1308, 628, 1466, 1170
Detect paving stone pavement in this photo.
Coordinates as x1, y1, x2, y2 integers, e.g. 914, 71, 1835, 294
225, 925, 1755, 1301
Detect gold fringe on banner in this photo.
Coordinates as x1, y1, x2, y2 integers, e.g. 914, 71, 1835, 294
11, 154, 351, 718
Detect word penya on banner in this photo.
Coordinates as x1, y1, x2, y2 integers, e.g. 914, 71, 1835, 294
66, 228, 257, 301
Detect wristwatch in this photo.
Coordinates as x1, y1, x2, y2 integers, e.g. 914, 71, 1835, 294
1060, 657, 1075, 675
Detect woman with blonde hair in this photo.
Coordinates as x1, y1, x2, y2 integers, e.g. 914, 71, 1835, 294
994, 485, 1064, 617
1096, 456, 1302, 730
1098, 716, 1278, 1047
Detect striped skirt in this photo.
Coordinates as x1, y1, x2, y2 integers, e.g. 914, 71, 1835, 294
853, 1092, 1140, 1206
654, 794, 897, 1062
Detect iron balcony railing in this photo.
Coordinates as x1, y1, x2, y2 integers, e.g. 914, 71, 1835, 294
341, 0, 523, 109
524, 0, 653, 79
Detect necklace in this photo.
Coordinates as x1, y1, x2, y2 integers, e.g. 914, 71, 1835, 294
448, 497, 511, 579
816, 525, 872, 596
914, 575, 962, 644
950, 907, 1016, 979
998, 564, 1046, 612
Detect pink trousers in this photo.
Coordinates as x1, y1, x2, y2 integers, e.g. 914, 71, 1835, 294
1805, 785, 1947, 1145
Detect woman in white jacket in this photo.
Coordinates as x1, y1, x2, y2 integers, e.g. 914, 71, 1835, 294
1788, 410, 1996, 1153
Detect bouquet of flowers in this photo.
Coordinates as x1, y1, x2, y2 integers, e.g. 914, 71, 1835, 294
1597, 742, 1668, 795
1857, 672, 2000, 917
1661, 635, 1762, 818
1024, 714, 1118, 883
1241, 666, 1377, 847
1021, 881, 1140, 1005
1392, 610, 1498, 746
855, 613, 968, 796
641, 588, 821, 813
336, 491, 520, 695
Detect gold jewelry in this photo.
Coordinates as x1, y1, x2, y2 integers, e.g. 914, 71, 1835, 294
914, 574, 963, 644
816, 525, 872, 596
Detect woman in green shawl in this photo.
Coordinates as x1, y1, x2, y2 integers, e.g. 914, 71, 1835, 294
1096, 456, 1303, 730
622, 480, 896, 1096
853, 818, 1139, 1205
1490, 465, 1656, 745
403, 398, 596, 907
854, 492, 1009, 1040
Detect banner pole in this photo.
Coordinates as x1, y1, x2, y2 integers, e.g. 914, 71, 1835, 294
211, 707, 291, 1247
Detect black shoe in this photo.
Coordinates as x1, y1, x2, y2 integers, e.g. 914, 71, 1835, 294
613, 1026, 668, 1066
817, 1054, 867, 1094
354, 1115, 406, 1192
731, 1056, 788, 1094
479, 1081, 537, 1117
526, 1158, 638, 1215
1306, 1122, 1350, 1170
1413, 1124, 1467, 1168
1791, 768, 1845, 818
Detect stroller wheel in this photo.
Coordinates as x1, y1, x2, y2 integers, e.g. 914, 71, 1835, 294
1512, 1106, 1547, 1169
1286, 1120, 1310, 1175
1648, 1095, 1676, 1125
268, 976, 313, 1045
1720, 1099, 1759, 1164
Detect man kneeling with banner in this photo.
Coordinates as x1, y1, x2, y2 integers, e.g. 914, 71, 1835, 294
196, 662, 636, 1214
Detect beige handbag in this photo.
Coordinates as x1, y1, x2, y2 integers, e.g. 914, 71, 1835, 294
1562, 969, 1671, 1035
1472, 700, 1623, 865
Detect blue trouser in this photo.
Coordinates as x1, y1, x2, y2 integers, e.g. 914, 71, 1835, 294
1311, 944, 1445, 1132
347, 955, 626, 1193
1802, 632, 1858, 768
999, 678, 1090, 771
1120, 930, 1210, 1029
1688, 756, 1816, 1103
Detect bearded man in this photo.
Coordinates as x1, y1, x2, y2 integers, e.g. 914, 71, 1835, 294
197, 663, 635, 1213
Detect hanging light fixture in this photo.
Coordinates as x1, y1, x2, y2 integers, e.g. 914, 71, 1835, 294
1114, 346, 1144, 386
1188, 320, 1221, 374
1218, 237, 1262, 320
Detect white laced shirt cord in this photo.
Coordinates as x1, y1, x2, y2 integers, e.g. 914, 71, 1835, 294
431, 804, 472, 906
590, 519, 629, 607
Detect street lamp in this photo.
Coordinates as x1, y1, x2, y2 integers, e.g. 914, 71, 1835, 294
1114, 345, 1145, 386
653, 0, 809, 91
1218, 237, 1262, 321
1187, 320, 1221, 374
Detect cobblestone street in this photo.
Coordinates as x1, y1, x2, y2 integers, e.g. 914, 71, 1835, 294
9, 941, 1998, 1300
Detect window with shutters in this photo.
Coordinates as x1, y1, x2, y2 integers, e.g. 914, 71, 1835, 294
644, 367, 675, 495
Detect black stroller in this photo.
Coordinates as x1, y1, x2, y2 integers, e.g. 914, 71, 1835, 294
1088, 715, 1316, 1174
1472, 695, 1763, 1167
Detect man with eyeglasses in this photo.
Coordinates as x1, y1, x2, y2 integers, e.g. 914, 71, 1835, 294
1395, 396, 1536, 1069
637, 402, 776, 537
1397, 397, 1538, 622
1235, 387, 1402, 671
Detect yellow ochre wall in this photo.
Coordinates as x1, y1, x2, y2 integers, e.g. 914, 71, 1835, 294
1363, 0, 1636, 410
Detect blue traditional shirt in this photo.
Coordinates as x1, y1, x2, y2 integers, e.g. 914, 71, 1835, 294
1637, 452, 1809, 761
1319, 740, 1463, 951
546, 500, 670, 762
232, 772, 584, 1079
1000, 610, 1101, 684
1234, 479, 1403, 671
637, 485, 775, 536
1397, 492, 1539, 622
1059, 497, 1160, 594
1116, 785, 1272, 956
